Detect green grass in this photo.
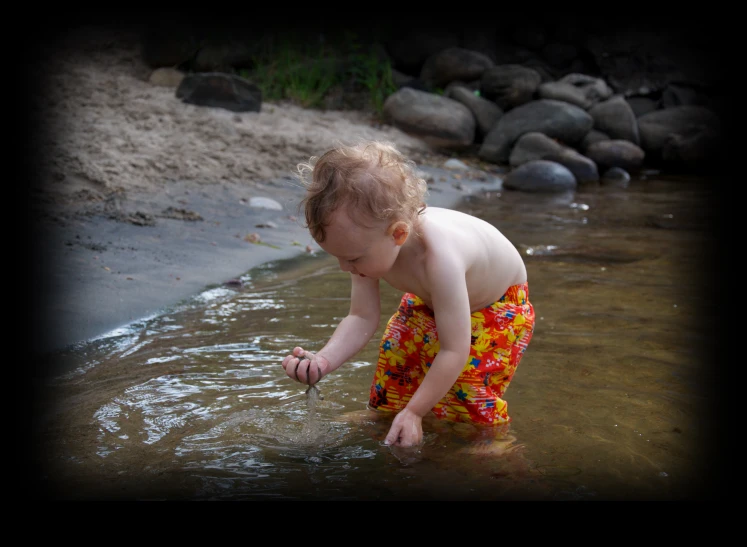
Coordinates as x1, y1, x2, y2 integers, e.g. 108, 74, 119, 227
347, 41, 397, 115
238, 31, 397, 116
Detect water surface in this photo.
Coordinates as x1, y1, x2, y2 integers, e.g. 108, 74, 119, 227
31, 175, 719, 500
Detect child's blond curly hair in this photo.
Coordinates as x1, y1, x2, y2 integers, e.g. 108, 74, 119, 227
296, 141, 428, 242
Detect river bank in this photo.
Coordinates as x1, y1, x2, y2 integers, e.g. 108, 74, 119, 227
31, 162, 503, 359
24, 24, 727, 363
24, 25, 465, 358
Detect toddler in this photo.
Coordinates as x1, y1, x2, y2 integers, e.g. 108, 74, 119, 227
281, 141, 535, 447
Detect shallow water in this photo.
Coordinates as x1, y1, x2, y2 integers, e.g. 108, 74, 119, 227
31, 175, 720, 500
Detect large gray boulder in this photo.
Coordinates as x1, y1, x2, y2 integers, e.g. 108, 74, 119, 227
580, 129, 610, 152
585, 140, 646, 171
626, 97, 659, 118
420, 47, 494, 89
637, 105, 721, 159
478, 99, 594, 164
537, 81, 593, 110
589, 95, 640, 145
176, 72, 262, 112
543, 148, 600, 184
479, 65, 542, 110
509, 132, 565, 166
382, 88, 476, 150
445, 83, 503, 138
556, 73, 614, 106
503, 160, 578, 193
510, 132, 598, 183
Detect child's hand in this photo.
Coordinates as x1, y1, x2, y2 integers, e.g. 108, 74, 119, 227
384, 408, 424, 447
282, 347, 330, 385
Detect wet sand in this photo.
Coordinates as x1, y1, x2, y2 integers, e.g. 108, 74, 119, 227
30, 164, 502, 358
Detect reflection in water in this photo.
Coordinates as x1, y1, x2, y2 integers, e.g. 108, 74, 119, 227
32, 176, 718, 500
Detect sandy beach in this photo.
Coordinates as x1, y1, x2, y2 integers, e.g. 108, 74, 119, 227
28, 26, 501, 358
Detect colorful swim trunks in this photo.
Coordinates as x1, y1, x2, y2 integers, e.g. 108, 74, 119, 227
368, 283, 535, 426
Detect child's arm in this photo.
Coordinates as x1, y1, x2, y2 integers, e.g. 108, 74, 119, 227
282, 273, 381, 384
384, 254, 472, 446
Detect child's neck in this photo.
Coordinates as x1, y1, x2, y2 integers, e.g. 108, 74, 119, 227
392, 219, 426, 273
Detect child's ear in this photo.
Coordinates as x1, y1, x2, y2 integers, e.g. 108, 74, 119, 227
388, 221, 410, 246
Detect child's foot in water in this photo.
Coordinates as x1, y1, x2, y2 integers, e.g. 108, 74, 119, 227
458, 433, 522, 457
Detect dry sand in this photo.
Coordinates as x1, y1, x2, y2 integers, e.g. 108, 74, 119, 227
32, 26, 435, 212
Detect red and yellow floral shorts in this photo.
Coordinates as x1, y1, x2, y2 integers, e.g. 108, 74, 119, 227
368, 283, 535, 426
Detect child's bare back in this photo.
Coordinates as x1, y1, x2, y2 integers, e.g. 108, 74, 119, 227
383, 206, 527, 312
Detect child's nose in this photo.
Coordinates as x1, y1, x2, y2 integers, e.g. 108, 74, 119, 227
338, 258, 353, 272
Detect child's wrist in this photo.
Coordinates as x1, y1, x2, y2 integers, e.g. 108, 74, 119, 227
315, 353, 334, 375
403, 405, 427, 419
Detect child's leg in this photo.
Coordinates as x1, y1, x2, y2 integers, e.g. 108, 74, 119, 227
367, 293, 434, 414
432, 282, 536, 425
352, 287, 536, 457
335, 407, 537, 486
451, 422, 521, 457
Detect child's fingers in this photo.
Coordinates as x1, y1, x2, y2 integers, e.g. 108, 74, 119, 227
307, 361, 322, 385
284, 356, 304, 381
384, 424, 402, 446
281, 349, 321, 385
294, 356, 316, 384
283, 357, 297, 380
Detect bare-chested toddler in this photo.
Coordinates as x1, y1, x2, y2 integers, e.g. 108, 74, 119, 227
281, 141, 535, 447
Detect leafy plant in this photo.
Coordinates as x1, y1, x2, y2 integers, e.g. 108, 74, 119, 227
346, 41, 397, 116
239, 30, 397, 114
242, 40, 338, 108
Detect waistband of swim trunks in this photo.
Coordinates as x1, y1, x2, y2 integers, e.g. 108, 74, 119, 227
401, 283, 530, 312
498, 282, 530, 306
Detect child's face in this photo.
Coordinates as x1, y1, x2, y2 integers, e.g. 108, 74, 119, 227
316, 209, 405, 280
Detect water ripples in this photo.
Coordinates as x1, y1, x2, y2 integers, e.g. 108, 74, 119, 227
35, 178, 716, 500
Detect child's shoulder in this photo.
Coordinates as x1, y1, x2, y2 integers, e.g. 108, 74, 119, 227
423, 207, 487, 227
421, 207, 505, 251
423, 206, 464, 220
